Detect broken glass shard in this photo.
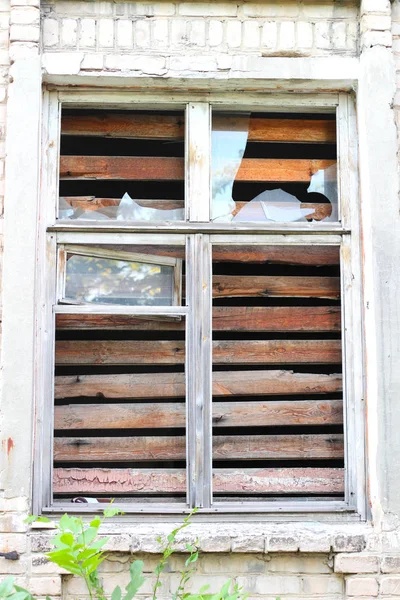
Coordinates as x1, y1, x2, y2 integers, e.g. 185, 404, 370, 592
233, 189, 316, 222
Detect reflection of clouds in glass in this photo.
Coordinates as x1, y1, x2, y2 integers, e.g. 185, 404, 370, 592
65, 255, 174, 306
211, 115, 250, 221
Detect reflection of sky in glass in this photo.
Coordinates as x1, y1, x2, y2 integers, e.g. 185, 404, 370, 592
211, 115, 249, 221
65, 255, 175, 306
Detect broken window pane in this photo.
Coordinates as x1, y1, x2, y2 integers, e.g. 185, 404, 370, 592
59, 247, 182, 306
58, 109, 185, 222
211, 112, 338, 223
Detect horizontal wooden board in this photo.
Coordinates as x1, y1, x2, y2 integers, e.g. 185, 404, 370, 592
60, 197, 332, 222
53, 467, 344, 494
212, 276, 340, 299
55, 370, 342, 400
54, 399, 343, 430
55, 339, 341, 365
69, 244, 339, 266
62, 113, 185, 140
62, 114, 336, 143
54, 433, 344, 462
56, 306, 341, 332
60, 156, 336, 183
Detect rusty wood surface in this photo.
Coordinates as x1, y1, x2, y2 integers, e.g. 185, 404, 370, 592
53, 467, 344, 494
55, 370, 342, 400
62, 114, 336, 143
54, 433, 344, 462
56, 306, 341, 332
212, 276, 340, 299
55, 339, 341, 365
60, 156, 336, 182
65, 244, 338, 266
54, 399, 343, 430
60, 197, 332, 222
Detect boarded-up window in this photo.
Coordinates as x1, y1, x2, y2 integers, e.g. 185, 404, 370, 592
51, 105, 352, 510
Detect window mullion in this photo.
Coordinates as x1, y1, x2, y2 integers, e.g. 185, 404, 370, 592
186, 233, 212, 508
186, 103, 211, 222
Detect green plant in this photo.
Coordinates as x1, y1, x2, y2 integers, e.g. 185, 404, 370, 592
0, 507, 248, 600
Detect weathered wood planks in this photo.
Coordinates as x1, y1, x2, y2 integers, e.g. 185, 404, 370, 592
53, 467, 344, 494
61, 114, 336, 143
54, 433, 344, 462
55, 339, 341, 365
56, 306, 341, 332
55, 370, 342, 399
54, 371, 342, 400
212, 276, 340, 299
60, 156, 336, 183
54, 399, 343, 430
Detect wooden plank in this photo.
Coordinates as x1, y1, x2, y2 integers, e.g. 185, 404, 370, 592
56, 306, 341, 332
54, 433, 344, 462
54, 399, 343, 430
58, 244, 338, 266
62, 113, 185, 140
213, 245, 340, 266
55, 339, 341, 365
212, 340, 341, 365
212, 276, 340, 299
62, 114, 336, 144
248, 117, 336, 143
55, 370, 342, 400
60, 197, 332, 221
53, 467, 344, 494
60, 156, 336, 183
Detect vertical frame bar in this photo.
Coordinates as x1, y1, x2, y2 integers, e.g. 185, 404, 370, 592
185, 103, 211, 222
186, 234, 212, 508
339, 93, 366, 517
337, 94, 351, 229
32, 91, 60, 513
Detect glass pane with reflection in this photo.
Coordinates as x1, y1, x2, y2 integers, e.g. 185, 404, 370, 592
211, 112, 338, 223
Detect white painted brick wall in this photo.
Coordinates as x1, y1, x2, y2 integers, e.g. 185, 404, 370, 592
40, 0, 359, 58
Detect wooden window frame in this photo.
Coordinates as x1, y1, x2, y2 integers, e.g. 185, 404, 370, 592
33, 90, 366, 520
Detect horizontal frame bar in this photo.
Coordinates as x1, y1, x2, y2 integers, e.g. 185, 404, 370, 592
51, 223, 349, 234
54, 305, 188, 316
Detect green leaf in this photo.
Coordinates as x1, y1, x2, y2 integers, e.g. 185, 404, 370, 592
0, 577, 15, 598
90, 517, 101, 528
103, 506, 124, 518
185, 552, 198, 566
7, 592, 31, 600
59, 514, 72, 531
77, 526, 98, 546
59, 532, 74, 547
36, 516, 51, 523
23, 516, 37, 525
199, 586, 210, 594
122, 561, 145, 600
89, 537, 109, 551
111, 586, 122, 600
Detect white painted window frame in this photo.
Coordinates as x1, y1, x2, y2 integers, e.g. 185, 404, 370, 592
33, 89, 366, 520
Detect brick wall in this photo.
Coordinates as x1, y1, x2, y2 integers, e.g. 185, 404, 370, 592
40, 0, 359, 78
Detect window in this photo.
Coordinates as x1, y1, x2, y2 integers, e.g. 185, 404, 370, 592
35, 92, 365, 517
